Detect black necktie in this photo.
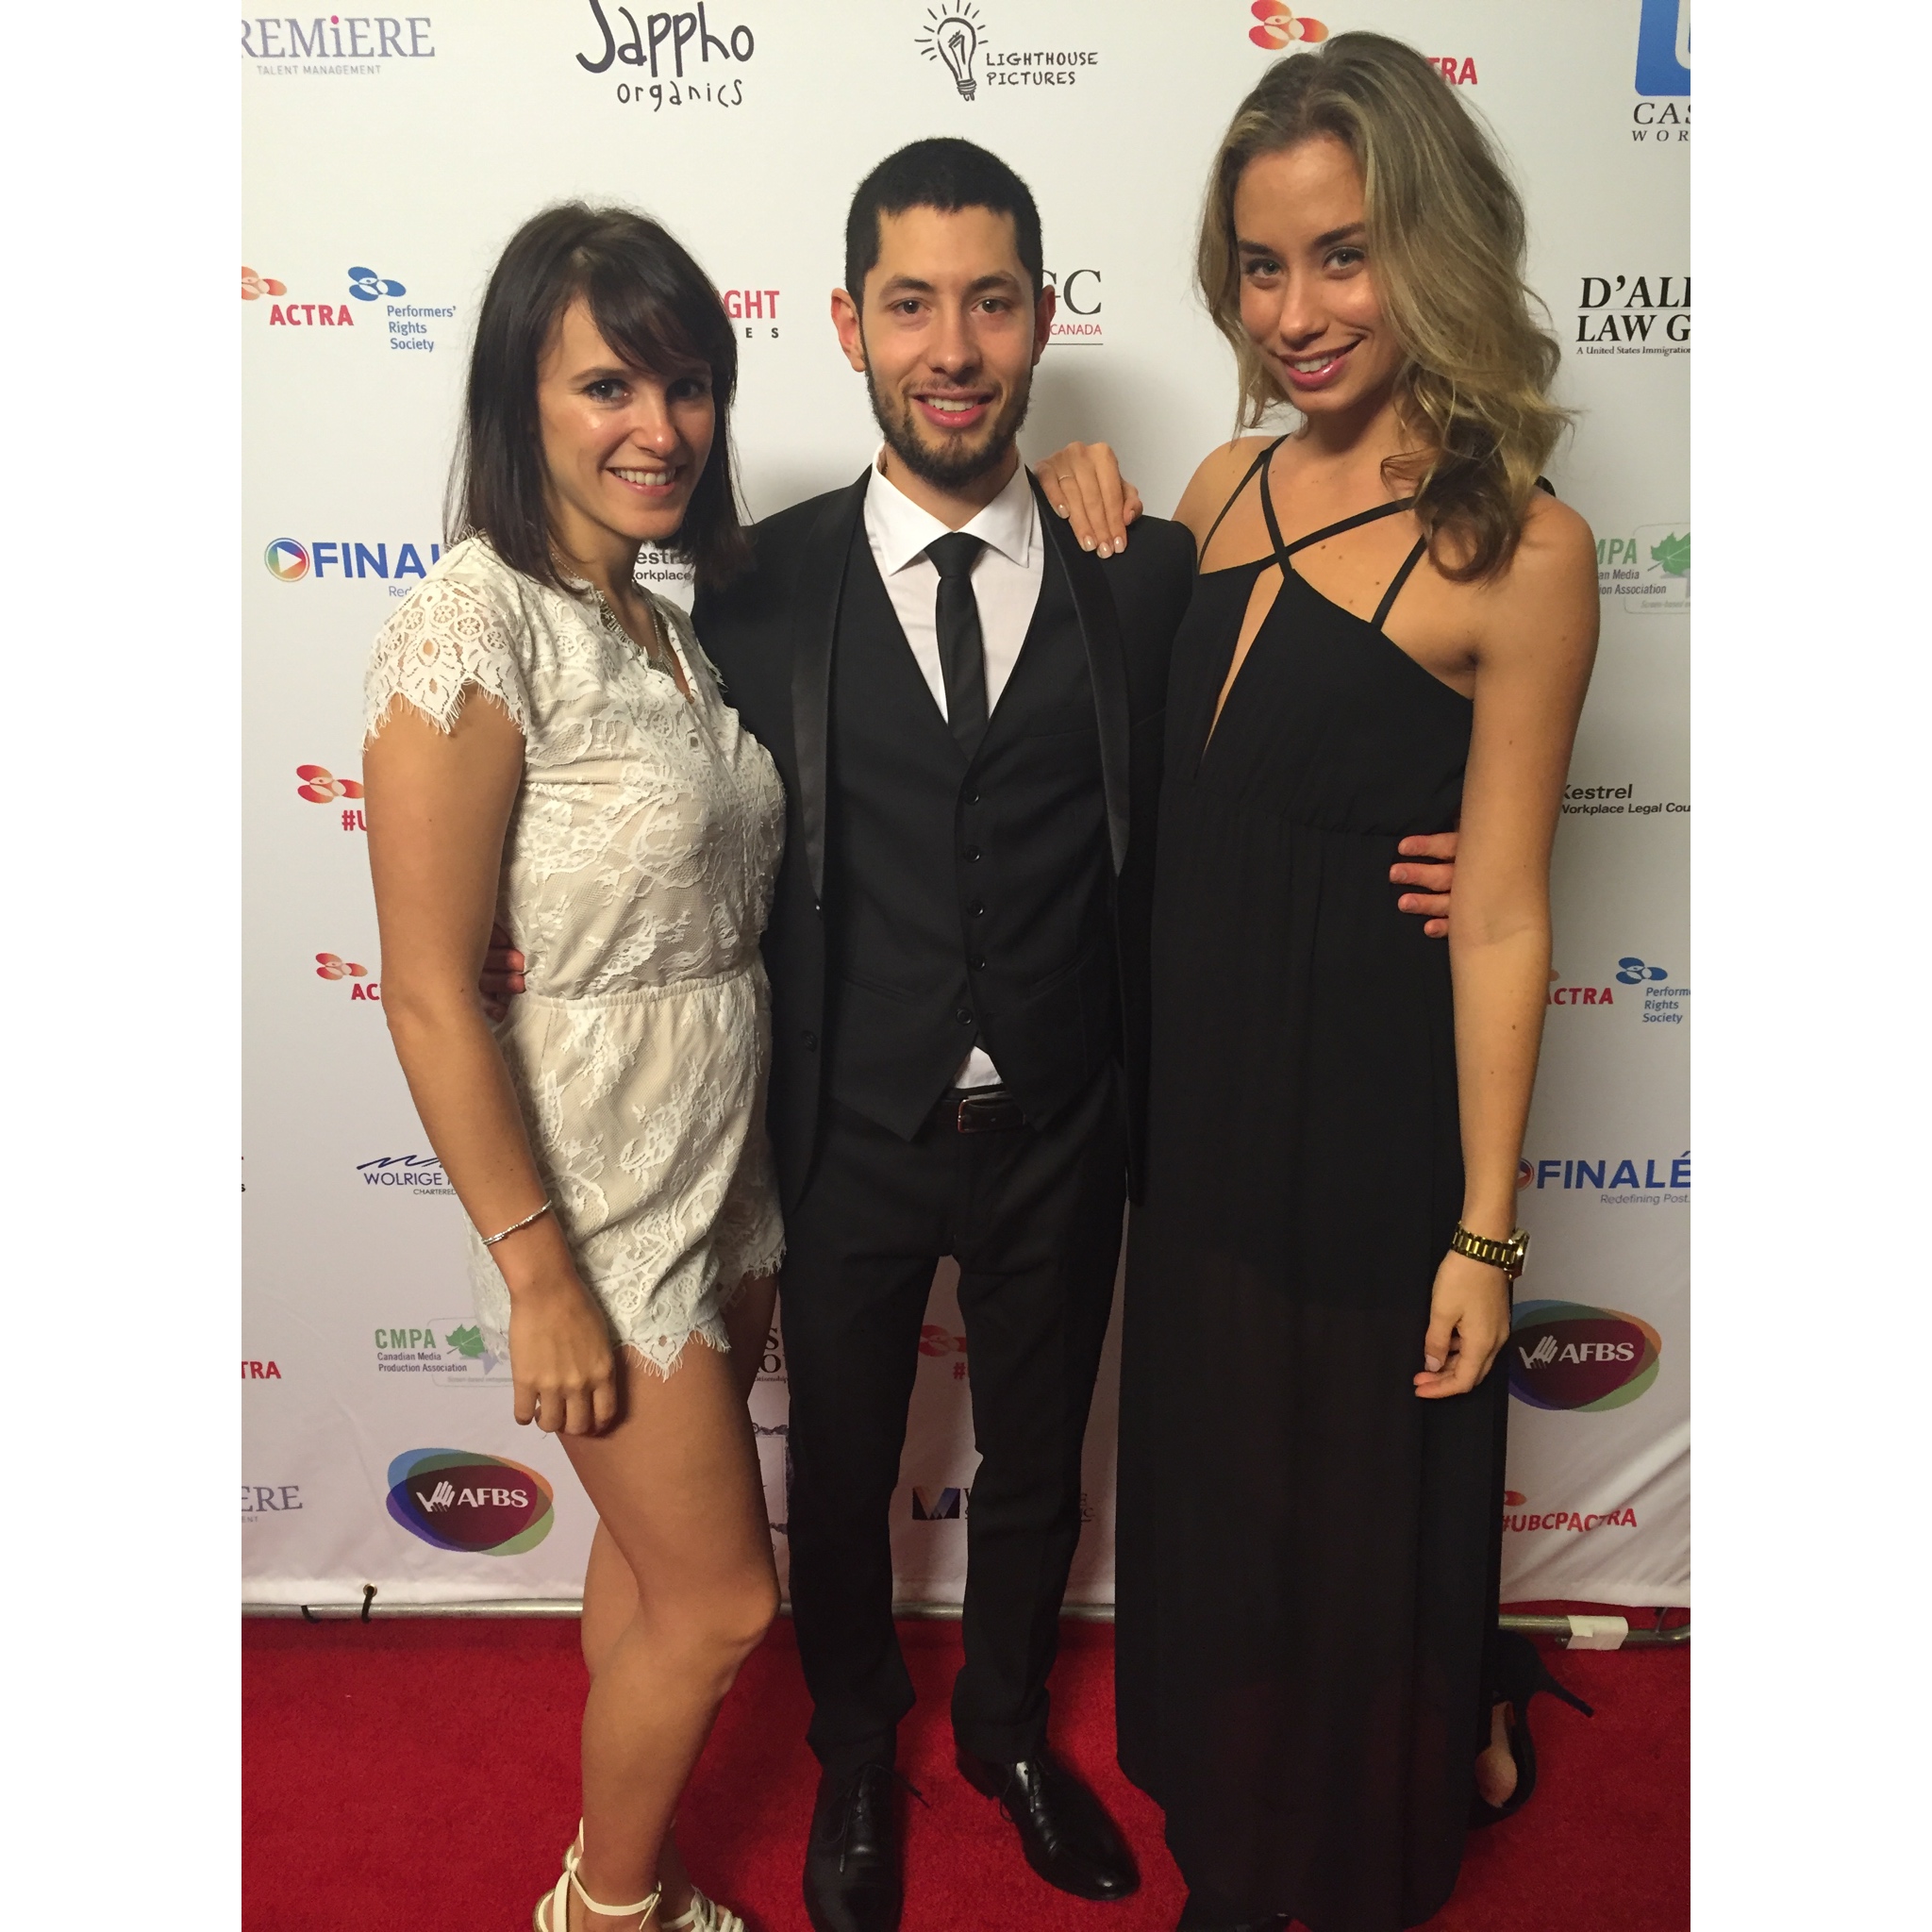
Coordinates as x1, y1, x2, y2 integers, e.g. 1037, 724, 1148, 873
926, 532, 989, 758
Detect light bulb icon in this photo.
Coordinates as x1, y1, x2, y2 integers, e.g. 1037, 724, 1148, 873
919, 6, 983, 101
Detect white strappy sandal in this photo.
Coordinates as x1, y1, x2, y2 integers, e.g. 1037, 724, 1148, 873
559, 1823, 746, 1932
533, 1857, 659, 1932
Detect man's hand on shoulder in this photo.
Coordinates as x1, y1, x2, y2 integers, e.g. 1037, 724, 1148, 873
1392, 831, 1458, 940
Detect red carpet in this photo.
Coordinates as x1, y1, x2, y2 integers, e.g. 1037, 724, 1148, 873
243, 1613, 1686, 1931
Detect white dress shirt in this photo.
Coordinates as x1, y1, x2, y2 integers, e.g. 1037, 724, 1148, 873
862, 454, 1044, 1089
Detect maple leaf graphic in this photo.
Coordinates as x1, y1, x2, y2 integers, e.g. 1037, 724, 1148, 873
1649, 531, 1690, 577
445, 1324, 486, 1359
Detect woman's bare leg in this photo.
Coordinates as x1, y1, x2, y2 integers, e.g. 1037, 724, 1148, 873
560, 1339, 777, 1930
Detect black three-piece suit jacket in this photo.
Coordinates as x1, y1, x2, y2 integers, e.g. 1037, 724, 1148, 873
694, 467, 1196, 1214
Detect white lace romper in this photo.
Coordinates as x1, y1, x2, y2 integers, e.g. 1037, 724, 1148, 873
364, 537, 787, 1374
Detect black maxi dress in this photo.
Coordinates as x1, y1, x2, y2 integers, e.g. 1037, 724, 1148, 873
1115, 444, 1507, 1932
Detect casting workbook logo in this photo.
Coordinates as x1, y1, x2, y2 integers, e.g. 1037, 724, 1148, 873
916, 5, 1099, 97
375, 1320, 508, 1382
1598, 523, 1689, 610
262, 538, 442, 590
1574, 275, 1690, 356
242, 14, 439, 74
575, 0, 756, 110
1507, 1303, 1662, 1412
386, 1449, 554, 1553
1636, 0, 1690, 97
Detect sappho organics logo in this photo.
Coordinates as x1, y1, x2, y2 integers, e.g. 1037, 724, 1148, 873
385, 1448, 554, 1553
1507, 1301, 1661, 1412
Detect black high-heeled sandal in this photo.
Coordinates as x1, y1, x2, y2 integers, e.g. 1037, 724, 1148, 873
1468, 1628, 1594, 1828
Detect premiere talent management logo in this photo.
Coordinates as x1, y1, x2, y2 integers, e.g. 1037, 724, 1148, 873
386, 1449, 555, 1554
1507, 1302, 1662, 1413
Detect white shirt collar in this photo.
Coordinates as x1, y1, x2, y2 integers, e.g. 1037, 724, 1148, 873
865, 450, 1038, 576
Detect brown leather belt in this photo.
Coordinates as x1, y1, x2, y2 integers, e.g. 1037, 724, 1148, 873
939, 1086, 1028, 1134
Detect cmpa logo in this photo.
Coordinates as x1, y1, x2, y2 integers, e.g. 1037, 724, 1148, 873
242, 265, 287, 301
1636, 0, 1690, 97
386, 1449, 554, 1554
1249, 4, 1326, 51
264, 539, 309, 581
1508, 1301, 1662, 1412
348, 266, 406, 302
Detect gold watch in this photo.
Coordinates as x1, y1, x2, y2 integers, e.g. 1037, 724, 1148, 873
1450, 1223, 1530, 1278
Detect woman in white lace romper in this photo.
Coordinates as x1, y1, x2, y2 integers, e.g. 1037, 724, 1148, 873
364, 205, 782, 1932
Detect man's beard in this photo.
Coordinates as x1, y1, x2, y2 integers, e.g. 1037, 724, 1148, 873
865, 360, 1034, 491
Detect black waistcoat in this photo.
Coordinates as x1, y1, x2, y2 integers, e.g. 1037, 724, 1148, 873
824, 520, 1118, 1138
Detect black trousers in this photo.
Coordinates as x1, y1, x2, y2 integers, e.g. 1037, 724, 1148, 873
779, 1067, 1126, 1774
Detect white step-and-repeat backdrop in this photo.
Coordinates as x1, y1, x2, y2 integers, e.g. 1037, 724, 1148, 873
242, 0, 1689, 1610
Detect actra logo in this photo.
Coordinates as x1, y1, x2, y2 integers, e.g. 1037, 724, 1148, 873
919, 1324, 970, 1381
1547, 969, 1616, 1008
296, 763, 363, 804
386, 1449, 554, 1555
1249, 4, 1326, 51
317, 953, 380, 1000
1507, 1300, 1661, 1412
242, 265, 287, 301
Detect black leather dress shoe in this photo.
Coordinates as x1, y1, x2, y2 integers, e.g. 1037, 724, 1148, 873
1174, 1898, 1290, 1932
804, 1761, 903, 1932
957, 1744, 1139, 1901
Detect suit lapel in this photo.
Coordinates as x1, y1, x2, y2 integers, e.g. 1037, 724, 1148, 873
790, 471, 870, 902
1031, 474, 1131, 874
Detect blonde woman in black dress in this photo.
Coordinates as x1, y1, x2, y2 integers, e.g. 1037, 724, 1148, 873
1111, 37, 1599, 1932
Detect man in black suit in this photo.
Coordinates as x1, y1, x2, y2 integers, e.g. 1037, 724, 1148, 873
483, 138, 1459, 1932
696, 140, 1181, 1932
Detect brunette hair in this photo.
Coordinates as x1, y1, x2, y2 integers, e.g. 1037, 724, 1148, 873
1197, 34, 1567, 581
448, 202, 748, 591
844, 138, 1044, 303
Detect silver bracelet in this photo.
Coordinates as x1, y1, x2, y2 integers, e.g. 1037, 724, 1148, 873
480, 1199, 554, 1247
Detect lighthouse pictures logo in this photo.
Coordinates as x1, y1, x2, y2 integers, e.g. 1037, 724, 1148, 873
1508, 1302, 1662, 1412
386, 1448, 554, 1554
914, 5, 1098, 97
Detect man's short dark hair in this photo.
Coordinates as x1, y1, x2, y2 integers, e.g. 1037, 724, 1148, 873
843, 138, 1044, 306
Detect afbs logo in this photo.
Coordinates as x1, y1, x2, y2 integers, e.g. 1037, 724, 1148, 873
1508, 1301, 1662, 1412
387, 1449, 554, 1553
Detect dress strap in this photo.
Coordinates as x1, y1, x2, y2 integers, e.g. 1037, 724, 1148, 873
1371, 537, 1429, 632
1259, 460, 1419, 561
1196, 436, 1291, 566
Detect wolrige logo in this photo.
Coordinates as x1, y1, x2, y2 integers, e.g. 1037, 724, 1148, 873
1508, 1301, 1662, 1412
386, 1449, 554, 1554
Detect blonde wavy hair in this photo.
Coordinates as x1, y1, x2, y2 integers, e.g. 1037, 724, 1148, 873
1197, 33, 1566, 581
